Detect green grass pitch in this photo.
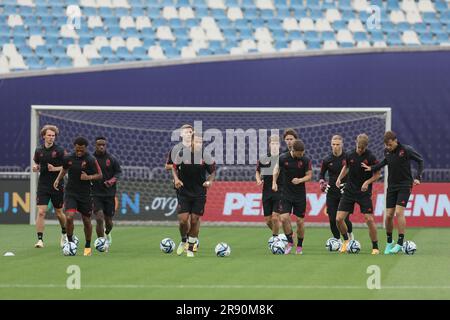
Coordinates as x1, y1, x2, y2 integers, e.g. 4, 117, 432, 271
1, 225, 449, 299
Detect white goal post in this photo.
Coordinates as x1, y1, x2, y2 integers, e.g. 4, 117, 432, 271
30, 105, 391, 226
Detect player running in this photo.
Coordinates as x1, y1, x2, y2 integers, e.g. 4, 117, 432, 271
336, 134, 381, 255
319, 135, 353, 241
53, 137, 103, 256
273, 140, 312, 255
32, 125, 67, 248
256, 135, 282, 237
165, 124, 198, 255
172, 133, 216, 258
361, 131, 424, 254
92, 136, 122, 250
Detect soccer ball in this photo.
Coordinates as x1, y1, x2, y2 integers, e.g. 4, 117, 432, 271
347, 240, 361, 254
271, 239, 286, 255
402, 241, 417, 255
325, 238, 342, 252
267, 236, 277, 250
62, 241, 77, 256
215, 242, 231, 257
160, 238, 175, 254
94, 237, 108, 252
277, 234, 289, 247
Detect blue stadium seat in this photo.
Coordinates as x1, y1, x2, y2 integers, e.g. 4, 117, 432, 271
51, 46, 67, 58
104, 57, 119, 64
132, 47, 149, 60
321, 31, 335, 41
272, 29, 286, 41
223, 29, 238, 41
198, 48, 212, 56
169, 19, 183, 29
56, 57, 72, 68
116, 47, 132, 60
354, 32, 368, 42
164, 47, 180, 58
307, 40, 322, 50
274, 40, 288, 50
42, 56, 57, 68
217, 18, 232, 29
176, 39, 190, 50
420, 34, 437, 46
100, 47, 116, 59
234, 19, 248, 28
26, 57, 43, 70
332, 21, 347, 30
386, 32, 402, 46
290, 0, 304, 9
386, 0, 399, 10
131, 7, 145, 17
143, 38, 156, 47
115, 8, 130, 17
18, 45, 33, 57
287, 31, 303, 41
340, 42, 354, 48
184, 19, 200, 28
209, 40, 223, 51
341, 9, 356, 21
261, 10, 275, 20
123, 28, 140, 37
370, 30, 385, 42
337, 0, 352, 10
276, 8, 290, 19
305, 31, 320, 42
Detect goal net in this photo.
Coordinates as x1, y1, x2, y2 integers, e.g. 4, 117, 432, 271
30, 106, 390, 225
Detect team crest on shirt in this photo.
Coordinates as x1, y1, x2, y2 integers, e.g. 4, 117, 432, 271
284, 161, 289, 167
328, 162, 333, 167
40, 153, 44, 158
363, 159, 368, 165
297, 161, 303, 168
106, 159, 111, 167
51, 151, 57, 158
81, 161, 87, 169
399, 149, 405, 157
350, 159, 355, 164
68, 161, 72, 166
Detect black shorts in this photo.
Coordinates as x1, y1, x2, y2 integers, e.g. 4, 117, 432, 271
177, 196, 206, 216
93, 196, 115, 217
262, 197, 282, 217
327, 194, 353, 217
37, 188, 64, 209
280, 198, 306, 218
386, 188, 412, 208
64, 194, 93, 216
338, 192, 373, 214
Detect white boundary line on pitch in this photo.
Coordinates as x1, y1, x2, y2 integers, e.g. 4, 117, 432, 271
1, 284, 450, 290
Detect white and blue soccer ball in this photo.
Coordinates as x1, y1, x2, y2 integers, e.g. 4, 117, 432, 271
62, 241, 77, 256
271, 239, 286, 255
94, 237, 108, 252
267, 236, 278, 250
215, 242, 231, 257
347, 239, 361, 254
325, 238, 342, 252
402, 241, 417, 255
160, 238, 175, 254
277, 234, 289, 247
